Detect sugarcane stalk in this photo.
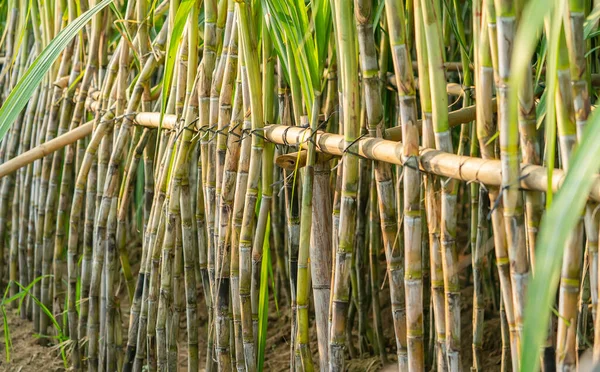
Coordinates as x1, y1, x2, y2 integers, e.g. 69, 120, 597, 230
330, 0, 360, 369
355, 0, 381, 359
368, 174, 387, 365
555, 28, 584, 371
479, 5, 519, 368
295, 94, 321, 371
493, 3, 530, 363
564, 0, 598, 364
132, 132, 175, 372
49, 37, 82, 329
9, 180, 19, 301
276, 54, 302, 371
37, 25, 77, 338
121, 55, 169, 372
499, 298, 511, 372
387, 0, 423, 368
418, 0, 461, 368
270, 149, 289, 304
177, 3, 201, 370
352, 147, 371, 356
215, 11, 239, 371
201, 0, 226, 322
310, 158, 333, 371
231, 49, 251, 372
146, 54, 184, 372
413, 6, 446, 368
63, 0, 103, 350
472, 187, 489, 371
155, 183, 179, 371
234, 2, 264, 370
252, 22, 275, 362
197, 0, 219, 367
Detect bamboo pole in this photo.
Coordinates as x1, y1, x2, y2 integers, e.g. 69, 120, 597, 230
0, 120, 94, 178
13, 119, 600, 204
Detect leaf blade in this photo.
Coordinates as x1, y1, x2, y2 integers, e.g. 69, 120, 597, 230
0, 0, 113, 141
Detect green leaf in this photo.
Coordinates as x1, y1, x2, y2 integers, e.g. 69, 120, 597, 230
542, 2, 563, 208
0, 0, 113, 141
158, 0, 195, 131
257, 213, 271, 371
2, 306, 11, 362
311, 0, 331, 72
521, 100, 600, 372
504, 3, 559, 370
262, 0, 331, 113
442, 0, 471, 66
109, 2, 139, 69
584, 2, 600, 40
372, 0, 385, 31
535, 88, 547, 130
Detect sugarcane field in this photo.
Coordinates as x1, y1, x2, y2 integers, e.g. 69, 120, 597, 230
3, 0, 600, 370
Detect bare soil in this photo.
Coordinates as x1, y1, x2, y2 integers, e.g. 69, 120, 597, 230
0, 307, 64, 372
0, 284, 503, 371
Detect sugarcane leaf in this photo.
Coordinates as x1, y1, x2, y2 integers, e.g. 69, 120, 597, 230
75, 278, 81, 314
584, 2, 600, 39
536, 88, 547, 130
585, 43, 600, 58
373, 0, 385, 31
512, 2, 578, 368
11, 0, 31, 67
267, 241, 279, 314
28, 289, 62, 335
159, 0, 195, 130
257, 213, 271, 371
262, 0, 331, 112
109, 2, 140, 69
542, 1, 564, 208
442, 0, 471, 65
0, 0, 113, 142
534, 36, 547, 91
0, 0, 32, 85
2, 306, 11, 362
263, 2, 290, 79
10, 276, 47, 311
311, 0, 331, 72
522, 99, 600, 372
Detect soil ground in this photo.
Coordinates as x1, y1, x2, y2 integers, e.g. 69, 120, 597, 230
0, 285, 503, 371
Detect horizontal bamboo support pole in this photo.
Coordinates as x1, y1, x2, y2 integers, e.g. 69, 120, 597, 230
0, 120, 95, 178
263, 124, 600, 202
0, 111, 177, 179
5, 108, 600, 203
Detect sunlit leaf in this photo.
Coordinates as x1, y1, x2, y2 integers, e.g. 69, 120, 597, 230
0, 0, 113, 141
